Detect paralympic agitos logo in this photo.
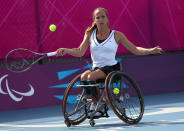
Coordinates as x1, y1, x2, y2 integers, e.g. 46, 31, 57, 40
0, 74, 34, 102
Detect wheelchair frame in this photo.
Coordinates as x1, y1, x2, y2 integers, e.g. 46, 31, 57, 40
62, 71, 144, 127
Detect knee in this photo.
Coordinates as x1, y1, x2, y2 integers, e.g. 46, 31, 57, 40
87, 74, 96, 81
81, 71, 90, 80
81, 73, 87, 80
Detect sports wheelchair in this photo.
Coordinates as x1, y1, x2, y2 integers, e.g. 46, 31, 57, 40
62, 63, 144, 127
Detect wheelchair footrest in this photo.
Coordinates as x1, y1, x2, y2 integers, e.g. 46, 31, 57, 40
87, 112, 109, 119
87, 104, 109, 119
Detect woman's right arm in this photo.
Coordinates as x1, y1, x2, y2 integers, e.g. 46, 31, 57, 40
56, 32, 91, 57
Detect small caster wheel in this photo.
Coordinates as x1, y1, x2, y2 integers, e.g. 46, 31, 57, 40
89, 120, 95, 127
65, 119, 71, 127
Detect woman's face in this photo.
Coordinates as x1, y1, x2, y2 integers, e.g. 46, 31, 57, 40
93, 9, 108, 28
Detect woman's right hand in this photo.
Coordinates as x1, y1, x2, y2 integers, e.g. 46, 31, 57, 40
56, 48, 67, 56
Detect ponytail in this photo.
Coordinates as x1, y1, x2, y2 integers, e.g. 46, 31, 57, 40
85, 22, 97, 34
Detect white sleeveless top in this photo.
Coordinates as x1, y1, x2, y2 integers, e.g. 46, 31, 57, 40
90, 29, 118, 68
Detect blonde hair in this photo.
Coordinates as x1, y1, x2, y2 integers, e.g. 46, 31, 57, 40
85, 8, 109, 34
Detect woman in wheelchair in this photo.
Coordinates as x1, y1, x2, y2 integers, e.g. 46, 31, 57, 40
56, 7, 163, 126
79, 62, 121, 117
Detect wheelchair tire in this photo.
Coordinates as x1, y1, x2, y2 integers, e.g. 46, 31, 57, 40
62, 74, 88, 126
105, 71, 144, 124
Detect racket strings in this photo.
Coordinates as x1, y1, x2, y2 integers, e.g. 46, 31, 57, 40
6, 50, 35, 72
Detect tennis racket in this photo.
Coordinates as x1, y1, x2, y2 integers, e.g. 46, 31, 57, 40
5, 48, 56, 73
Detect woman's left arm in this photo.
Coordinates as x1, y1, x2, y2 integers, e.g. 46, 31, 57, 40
115, 31, 163, 55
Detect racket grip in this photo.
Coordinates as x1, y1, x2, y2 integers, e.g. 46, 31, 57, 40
46, 52, 56, 56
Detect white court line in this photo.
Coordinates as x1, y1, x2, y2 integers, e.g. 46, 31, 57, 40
0, 128, 25, 131
144, 107, 184, 116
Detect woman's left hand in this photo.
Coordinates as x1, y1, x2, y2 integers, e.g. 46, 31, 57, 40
149, 46, 163, 54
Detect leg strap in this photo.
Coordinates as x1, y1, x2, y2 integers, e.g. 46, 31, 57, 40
80, 80, 98, 97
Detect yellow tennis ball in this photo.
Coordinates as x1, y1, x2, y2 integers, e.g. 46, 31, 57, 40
49, 24, 56, 32
113, 88, 120, 95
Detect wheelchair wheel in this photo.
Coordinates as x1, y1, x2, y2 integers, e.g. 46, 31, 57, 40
62, 74, 89, 126
105, 71, 144, 124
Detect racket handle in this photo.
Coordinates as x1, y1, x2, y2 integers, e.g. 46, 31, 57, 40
46, 52, 56, 56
